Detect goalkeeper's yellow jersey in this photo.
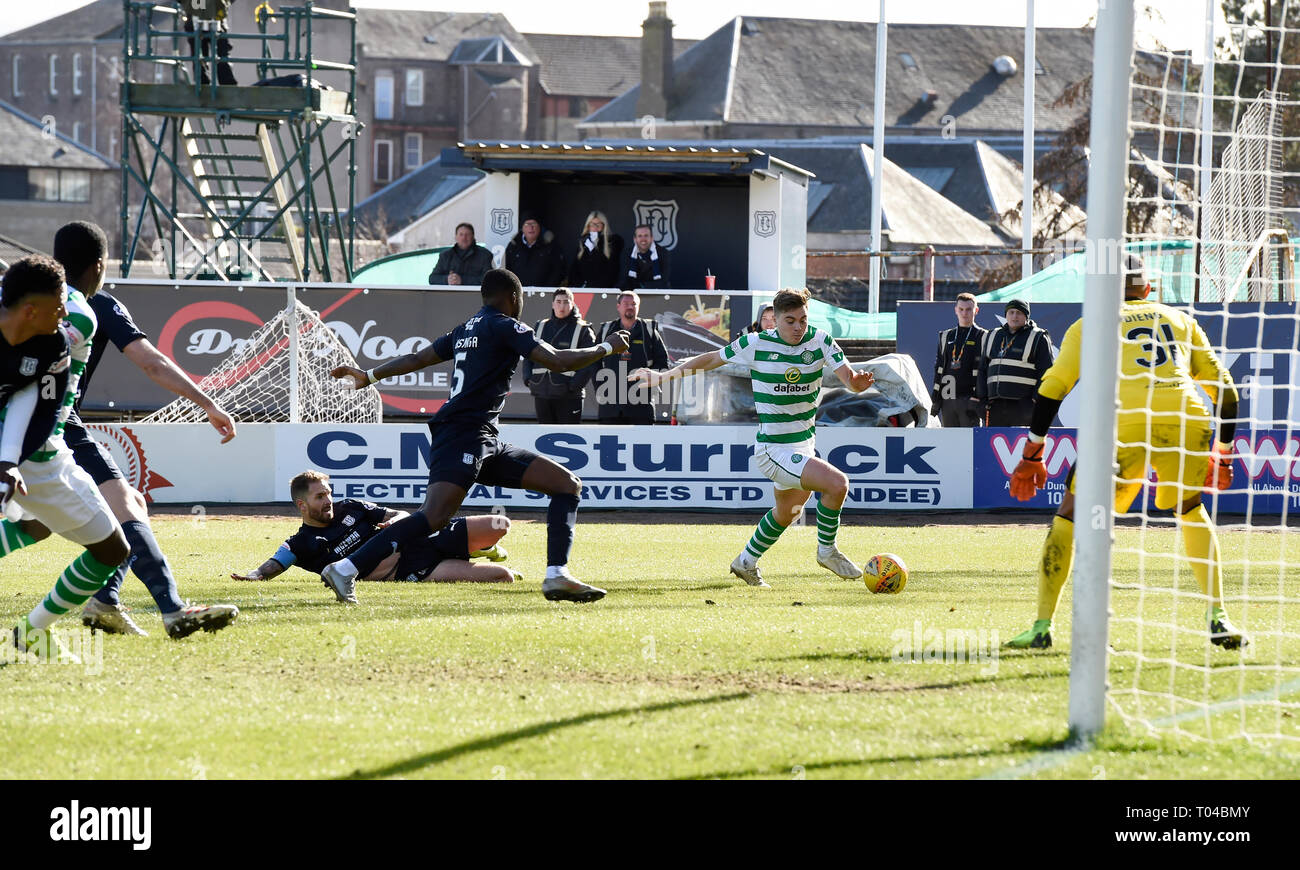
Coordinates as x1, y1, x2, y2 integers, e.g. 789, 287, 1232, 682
1039, 298, 1236, 426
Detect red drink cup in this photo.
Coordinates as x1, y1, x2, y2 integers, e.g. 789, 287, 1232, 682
704, 275, 716, 290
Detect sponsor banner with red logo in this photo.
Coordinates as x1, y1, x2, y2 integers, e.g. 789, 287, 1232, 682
81, 422, 1297, 513
973, 427, 1300, 514
84, 423, 974, 510
82, 281, 742, 419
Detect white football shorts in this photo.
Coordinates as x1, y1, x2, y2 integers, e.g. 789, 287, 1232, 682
7, 448, 117, 546
754, 442, 814, 491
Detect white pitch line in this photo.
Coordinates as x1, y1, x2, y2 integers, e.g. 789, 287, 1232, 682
978, 676, 1300, 780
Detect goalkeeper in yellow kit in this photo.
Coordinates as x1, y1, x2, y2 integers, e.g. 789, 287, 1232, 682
1006, 254, 1247, 650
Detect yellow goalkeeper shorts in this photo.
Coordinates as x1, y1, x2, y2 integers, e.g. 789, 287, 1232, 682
1067, 417, 1213, 512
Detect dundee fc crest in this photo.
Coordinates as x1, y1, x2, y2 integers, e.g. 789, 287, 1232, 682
633, 199, 679, 250
753, 211, 776, 238
490, 208, 514, 236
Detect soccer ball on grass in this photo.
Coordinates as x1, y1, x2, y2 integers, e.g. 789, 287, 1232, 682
863, 553, 908, 594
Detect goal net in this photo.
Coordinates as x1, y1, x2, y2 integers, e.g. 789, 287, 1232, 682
142, 300, 383, 424
1078, 1, 1300, 745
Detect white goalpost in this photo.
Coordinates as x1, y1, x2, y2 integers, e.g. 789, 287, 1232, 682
1072, 0, 1300, 745
142, 292, 382, 425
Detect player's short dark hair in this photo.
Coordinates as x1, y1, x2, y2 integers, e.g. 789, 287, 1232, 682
481, 268, 522, 301
773, 287, 810, 314
956, 292, 977, 304
290, 470, 330, 504
1, 255, 65, 308
53, 221, 108, 280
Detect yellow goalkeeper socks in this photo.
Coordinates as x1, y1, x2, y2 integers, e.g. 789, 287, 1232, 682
1180, 503, 1224, 608
1037, 515, 1075, 622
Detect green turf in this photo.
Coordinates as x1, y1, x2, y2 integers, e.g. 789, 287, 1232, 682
1, 513, 1297, 779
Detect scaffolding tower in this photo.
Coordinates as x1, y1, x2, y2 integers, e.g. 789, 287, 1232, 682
119, 1, 358, 281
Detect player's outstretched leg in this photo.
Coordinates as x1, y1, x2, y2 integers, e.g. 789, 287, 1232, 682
799, 458, 861, 579
1178, 499, 1248, 650
85, 483, 237, 637
1006, 512, 1075, 650
13, 527, 129, 663
519, 456, 604, 603
322, 482, 466, 604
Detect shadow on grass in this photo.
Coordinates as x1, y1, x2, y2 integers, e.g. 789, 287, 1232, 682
764, 648, 1069, 665
676, 735, 1070, 780
339, 690, 752, 780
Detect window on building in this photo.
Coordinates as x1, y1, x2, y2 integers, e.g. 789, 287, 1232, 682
374, 138, 392, 183
25, 168, 90, 202
72, 53, 83, 95
59, 170, 90, 202
405, 69, 424, 107
0, 168, 27, 199
11, 55, 20, 98
375, 74, 394, 120
404, 133, 422, 170
49, 54, 57, 96
899, 52, 918, 71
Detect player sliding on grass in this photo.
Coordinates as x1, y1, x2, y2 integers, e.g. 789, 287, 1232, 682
231, 470, 519, 585
1006, 254, 1247, 650
632, 287, 875, 588
326, 268, 629, 604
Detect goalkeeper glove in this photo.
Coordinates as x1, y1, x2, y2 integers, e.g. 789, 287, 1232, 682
1010, 439, 1047, 502
1206, 441, 1233, 491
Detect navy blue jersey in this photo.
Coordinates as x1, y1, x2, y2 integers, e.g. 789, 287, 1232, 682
0, 329, 69, 413
273, 499, 388, 575
430, 305, 541, 428
76, 290, 147, 414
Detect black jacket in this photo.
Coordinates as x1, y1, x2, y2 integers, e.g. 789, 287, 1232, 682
592, 318, 670, 418
619, 243, 671, 290
931, 324, 987, 409
428, 244, 494, 286
522, 313, 597, 398
567, 232, 624, 288
977, 321, 1055, 403
505, 231, 566, 287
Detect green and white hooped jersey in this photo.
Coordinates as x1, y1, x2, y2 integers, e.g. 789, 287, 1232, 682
720, 326, 848, 446
36, 286, 95, 456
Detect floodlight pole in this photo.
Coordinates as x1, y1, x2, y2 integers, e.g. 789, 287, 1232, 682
1069, 0, 1134, 743
869, 0, 887, 314
1022, 0, 1036, 281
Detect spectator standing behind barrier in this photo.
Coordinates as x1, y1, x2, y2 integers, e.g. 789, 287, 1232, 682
748, 304, 776, 334
505, 214, 566, 287
977, 298, 1055, 427
930, 292, 987, 427
567, 211, 624, 288
179, 0, 237, 85
428, 222, 494, 286
594, 290, 670, 424
619, 224, 672, 290
522, 289, 597, 424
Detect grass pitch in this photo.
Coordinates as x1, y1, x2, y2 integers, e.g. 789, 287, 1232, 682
1, 510, 1297, 779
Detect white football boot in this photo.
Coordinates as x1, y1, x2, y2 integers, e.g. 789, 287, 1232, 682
541, 567, 606, 602
816, 545, 862, 580
729, 553, 770, 588
82, 598, 148, 636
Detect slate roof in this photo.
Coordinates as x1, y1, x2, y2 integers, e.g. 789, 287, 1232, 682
0, 0, 123, 41
584, 18, 1096, 135
0, 100, 113, 169
356, 10, 539, 64
350, 156, 484, 238
523, 33, 697, 98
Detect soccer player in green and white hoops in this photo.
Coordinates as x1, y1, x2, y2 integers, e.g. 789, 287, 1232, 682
632, 288, 875, 587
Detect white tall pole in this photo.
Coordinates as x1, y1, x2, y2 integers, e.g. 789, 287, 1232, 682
1199, 0, 1216, 211
1069, 0, 1134, 742
287, 285, 300, 424
869, 0, 887, 314
1022, 0, 1036, 281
